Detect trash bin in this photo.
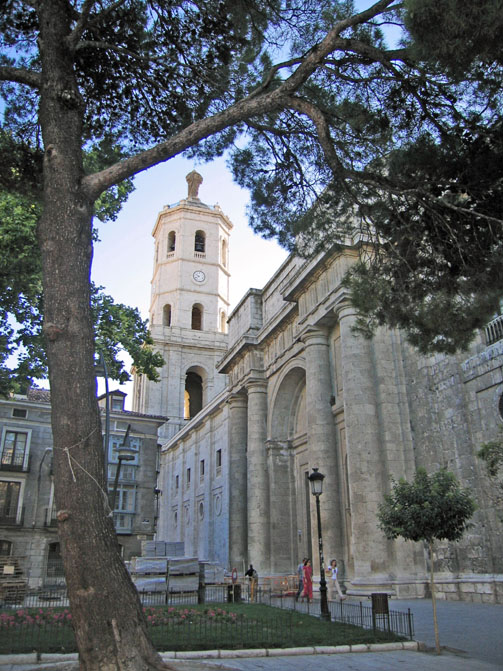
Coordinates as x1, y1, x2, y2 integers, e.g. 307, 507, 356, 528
227, 583, 242, 603
371, 592, 389, 614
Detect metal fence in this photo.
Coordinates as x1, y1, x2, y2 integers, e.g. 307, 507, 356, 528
256, 586, 414, 640
0, 583, 414, 655
0, 608, 296, 656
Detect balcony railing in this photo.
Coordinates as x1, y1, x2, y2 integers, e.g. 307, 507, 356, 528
0, 506, 24, 526
485, 314, 503, 346
0, 454, 31, 473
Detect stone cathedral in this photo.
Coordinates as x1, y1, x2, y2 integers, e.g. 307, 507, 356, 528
133, 171, 503, 603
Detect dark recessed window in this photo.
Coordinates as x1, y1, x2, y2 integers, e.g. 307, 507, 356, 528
12, 409, 27, 419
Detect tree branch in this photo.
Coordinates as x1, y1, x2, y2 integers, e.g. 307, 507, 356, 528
82, 89, 287, 198
82, 0, 405, 199
0, 65, 41, 89
67, 0, 96, 51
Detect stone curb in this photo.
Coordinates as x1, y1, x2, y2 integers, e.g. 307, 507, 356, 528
0, 641, 420, 666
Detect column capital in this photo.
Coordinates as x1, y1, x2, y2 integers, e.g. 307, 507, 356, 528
301, 327, 329, 348
333, 295, 358, 322
246, 376, 267, 394
227, 392, 248, 410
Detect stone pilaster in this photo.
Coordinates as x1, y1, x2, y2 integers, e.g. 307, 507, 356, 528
228, 393, 248, 572
336, 302, 389, 585
266, 440, 295, 574
302, 328, 342, 571
246, 378, 270, 574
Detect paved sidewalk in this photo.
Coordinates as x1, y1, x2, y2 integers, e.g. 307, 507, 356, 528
385, 597, 503, 666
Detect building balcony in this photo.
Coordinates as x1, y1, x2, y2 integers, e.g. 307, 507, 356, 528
113, 512, 134, 534
485, 314, 503, 346
0, 506, 24, 526
0, 454, 31, 473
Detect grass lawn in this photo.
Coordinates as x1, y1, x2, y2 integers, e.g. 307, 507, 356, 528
0, 603, 404, 654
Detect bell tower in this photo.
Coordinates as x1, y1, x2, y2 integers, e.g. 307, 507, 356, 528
133, 171, 232, 441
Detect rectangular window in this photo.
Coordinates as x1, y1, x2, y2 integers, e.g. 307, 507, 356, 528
0, 481, 21, 523
108, 436, 139, 465
216, 449, 222, 468
109, 484, 136, 513
113, 513, 133, 533
1, 431, 28, 469
200, 459, 205, 479
186, 468, 191, 486
12, 408, 27, 418
111, 396, 124, 411
108, 464, 137, 481
175, 474, 179, 490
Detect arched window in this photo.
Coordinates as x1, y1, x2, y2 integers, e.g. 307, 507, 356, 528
194, 230, 205, 254
163, 304, 172, 326
167, 231, 176, 253
191, 304, 203, 330
184, 371, 203, 419
220, 310, 227, 333
221, 238, 227, 268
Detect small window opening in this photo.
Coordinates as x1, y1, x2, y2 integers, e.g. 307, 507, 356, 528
12, 408, 27, 418
163, 304, 172, 326
191, 305, 202, 330
194, 230, 206, 253
221, 239, 227, 268
168, 231, 176, 253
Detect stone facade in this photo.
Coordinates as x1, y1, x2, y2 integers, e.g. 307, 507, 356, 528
0, 389, 166, 588
139, 177, 503, 603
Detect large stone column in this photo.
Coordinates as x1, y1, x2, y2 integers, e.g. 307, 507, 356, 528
228, 393, 248, 573
302, 328, 342, 569
336, 302, 389, 587
246, 378, 270, 574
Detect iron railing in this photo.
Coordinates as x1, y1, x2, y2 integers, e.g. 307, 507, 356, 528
0, 583, 414, 654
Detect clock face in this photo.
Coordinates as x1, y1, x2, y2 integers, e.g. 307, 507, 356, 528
193, 270, 206, 283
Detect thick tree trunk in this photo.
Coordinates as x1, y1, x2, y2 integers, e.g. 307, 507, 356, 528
36, 3, 172, 669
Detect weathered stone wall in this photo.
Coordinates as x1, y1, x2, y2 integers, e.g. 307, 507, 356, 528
401, 337, 503, 602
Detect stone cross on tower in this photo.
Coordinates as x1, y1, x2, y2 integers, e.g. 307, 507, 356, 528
186, 170, 203, 199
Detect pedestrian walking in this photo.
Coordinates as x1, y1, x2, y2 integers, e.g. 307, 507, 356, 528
327, 559, 346, 600
245, 564, 258, 602
301, 558, 313, 602
295, 557, 307, 600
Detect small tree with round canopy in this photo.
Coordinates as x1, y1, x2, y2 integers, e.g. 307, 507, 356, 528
377, 467, 475, 654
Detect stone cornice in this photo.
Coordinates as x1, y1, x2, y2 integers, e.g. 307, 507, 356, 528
151, 198, 234, 238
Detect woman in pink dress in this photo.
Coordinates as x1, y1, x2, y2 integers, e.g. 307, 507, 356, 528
301, 558, 313, 602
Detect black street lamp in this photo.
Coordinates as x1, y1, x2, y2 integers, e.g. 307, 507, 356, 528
308, 467, 330, 621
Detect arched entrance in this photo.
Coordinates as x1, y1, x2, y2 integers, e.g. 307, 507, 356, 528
268, 365, 308, 574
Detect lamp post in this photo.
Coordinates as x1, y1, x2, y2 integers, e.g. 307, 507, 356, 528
110, 424, 135, 516
95, 351, 110, 476
308, 467, 330, 621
